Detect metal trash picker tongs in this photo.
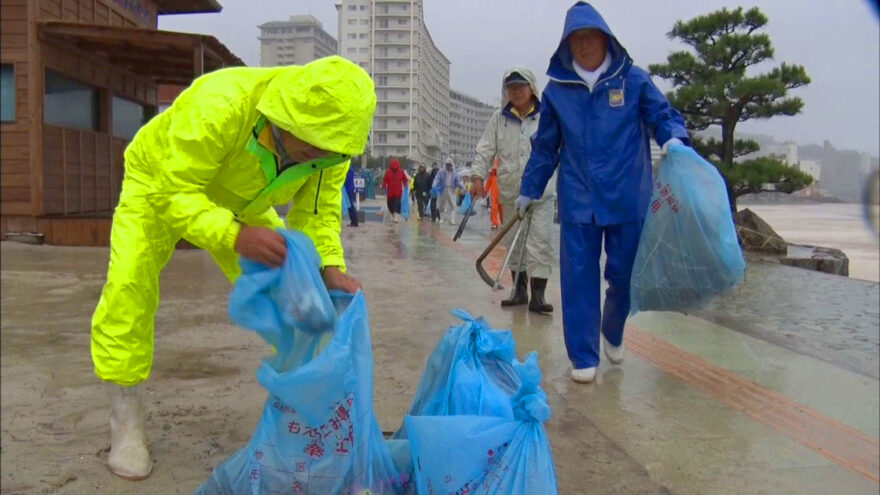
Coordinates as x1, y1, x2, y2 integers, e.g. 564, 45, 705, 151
475, 206, 533, 291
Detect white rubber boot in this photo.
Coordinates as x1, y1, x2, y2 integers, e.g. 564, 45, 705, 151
570, 367, 597, 383
107, 384, 152, 480
602, 334, 625, 365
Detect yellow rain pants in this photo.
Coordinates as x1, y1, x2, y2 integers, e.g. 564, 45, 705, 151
91, 56, 376, 385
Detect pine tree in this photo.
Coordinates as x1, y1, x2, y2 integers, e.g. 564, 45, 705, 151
649, 7, 813, 211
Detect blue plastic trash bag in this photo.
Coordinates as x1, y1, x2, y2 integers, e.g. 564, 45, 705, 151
404, 351, 558, 495
430, 185, 441, 199
393, 310, 558, 494
458, 191, 472, 215
630, 145, 746, 315
401, 186, 411, 220
196, 230, 410, 495
342, 187, 351, 212
393, 310, 519, 436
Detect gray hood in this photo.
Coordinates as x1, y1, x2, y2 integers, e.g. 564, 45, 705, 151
501, 67, 540, 108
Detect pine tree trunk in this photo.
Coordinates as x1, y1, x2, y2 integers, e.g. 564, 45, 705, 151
721, 121, 738, 214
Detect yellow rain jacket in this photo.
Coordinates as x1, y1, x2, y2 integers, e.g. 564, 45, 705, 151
92, 56, 376, 385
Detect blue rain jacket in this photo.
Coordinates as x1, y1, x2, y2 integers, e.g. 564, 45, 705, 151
344, 165, 357, 199
520, 1, 690, 226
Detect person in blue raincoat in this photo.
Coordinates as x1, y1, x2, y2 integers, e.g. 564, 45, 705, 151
518, 1, 689, 384
344, 164, 359, 227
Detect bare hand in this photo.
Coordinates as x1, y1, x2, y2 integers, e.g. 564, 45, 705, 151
234, 225, 287, 267
471, 176, 485, 198
322, 266, 362, 294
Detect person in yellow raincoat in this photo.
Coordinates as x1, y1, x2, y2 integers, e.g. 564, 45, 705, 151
90, 56, 376, 480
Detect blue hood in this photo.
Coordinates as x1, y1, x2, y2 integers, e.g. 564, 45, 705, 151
548, 2, 632, 83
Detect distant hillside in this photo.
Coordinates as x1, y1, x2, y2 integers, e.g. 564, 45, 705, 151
694, 130, 878, 202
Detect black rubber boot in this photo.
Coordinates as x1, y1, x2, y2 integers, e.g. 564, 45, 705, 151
529, 277, 554, 314
501, 271, 529, 307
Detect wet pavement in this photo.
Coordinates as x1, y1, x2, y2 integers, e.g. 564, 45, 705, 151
1, 199, 878, 494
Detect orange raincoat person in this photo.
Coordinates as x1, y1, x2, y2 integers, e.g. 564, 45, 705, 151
486, 157, 502, 228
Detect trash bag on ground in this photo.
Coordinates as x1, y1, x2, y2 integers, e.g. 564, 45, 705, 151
401, 186, 411, 220
630, 145, 746, 315
396, 311, 558, 494
405, 354, 558, 495
392, 310, 519, 434
196, 230, 410, 495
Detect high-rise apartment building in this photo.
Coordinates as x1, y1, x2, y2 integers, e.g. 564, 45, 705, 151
448, 89, 495, 165
259, 15, 337, 67
336, 0, 450, 165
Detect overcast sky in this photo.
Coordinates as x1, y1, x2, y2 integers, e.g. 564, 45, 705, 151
159, 0, 879, 156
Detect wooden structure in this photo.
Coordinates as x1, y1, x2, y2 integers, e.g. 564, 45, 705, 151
0, 0, 243, 245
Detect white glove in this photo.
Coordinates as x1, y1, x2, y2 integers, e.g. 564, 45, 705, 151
514, 195, 533, 218
661, 138, 684, 157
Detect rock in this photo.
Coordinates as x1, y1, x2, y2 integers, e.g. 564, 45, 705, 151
781, 245, 850, 277
734, 208, 787, 255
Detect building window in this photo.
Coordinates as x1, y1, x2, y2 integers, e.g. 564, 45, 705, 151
347, 33, 356, 39
359, 4, 367, 10
348, 4, 356, 10
296, 26, 310, 33
347, 47, 356, 54
396, 133, 405, 139
112, 95, 152, 140
398, 19, 406, 25
348, 19, 356, 25
360, 19, 369, 25
359, 47, 369, 53
1, 64, 15, 122
359, 33, 367, 38
44, 70, 99, 131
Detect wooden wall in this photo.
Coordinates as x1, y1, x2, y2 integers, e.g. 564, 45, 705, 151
1, 214, 112, 245
41, 40, 158, 108
38, 0, 158, 29
42, 125, 125, 215
1, 0, 34, 217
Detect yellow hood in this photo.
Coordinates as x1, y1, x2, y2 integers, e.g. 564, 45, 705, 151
256, 56, 377, 156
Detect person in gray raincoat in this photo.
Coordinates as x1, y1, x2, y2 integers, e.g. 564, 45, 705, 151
471, 67, 556, 314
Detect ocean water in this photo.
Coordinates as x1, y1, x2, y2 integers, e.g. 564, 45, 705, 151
741, 203, 879, 282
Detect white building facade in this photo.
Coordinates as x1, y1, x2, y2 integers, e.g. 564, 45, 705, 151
336, 0, 450, 165
448, 89, 496, 166
259, 15, 337, 67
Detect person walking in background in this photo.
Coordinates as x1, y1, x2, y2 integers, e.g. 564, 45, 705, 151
428, 162, 441, 222
382, 158, 408, 223
471, 67, 556, 314
413, 163, 432, 220
518, 1, 690, 383
432, 159, 464, 225
344, 164, 359, 227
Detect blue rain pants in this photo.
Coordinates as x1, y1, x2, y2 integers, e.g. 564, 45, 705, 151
560, 220, 643, 369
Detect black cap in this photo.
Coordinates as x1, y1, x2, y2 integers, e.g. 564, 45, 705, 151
504, 72, 529, 86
